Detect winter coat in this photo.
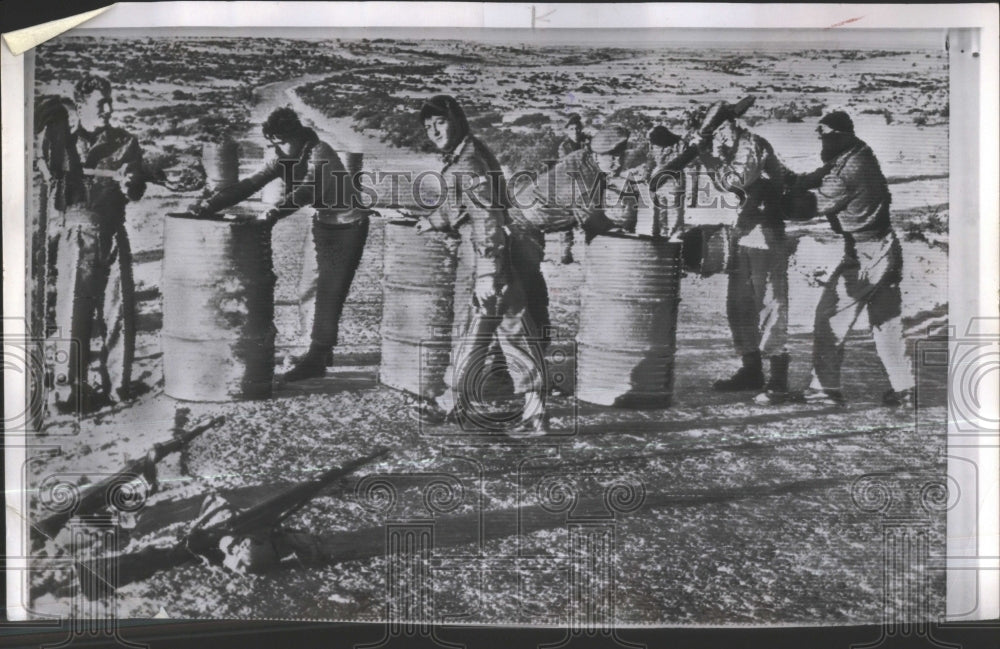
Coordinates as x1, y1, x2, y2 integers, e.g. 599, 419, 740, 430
75, 124, 146, 226
815, 139, 893, 240
698, 128, 787, 237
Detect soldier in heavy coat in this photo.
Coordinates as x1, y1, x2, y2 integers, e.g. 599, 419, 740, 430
413, 95, 548, 436
775, 111, 915, 407
695, 101, 793, 401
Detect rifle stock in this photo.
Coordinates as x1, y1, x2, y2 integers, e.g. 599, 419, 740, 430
84, 446, 390, 591
34, 416, 226, 543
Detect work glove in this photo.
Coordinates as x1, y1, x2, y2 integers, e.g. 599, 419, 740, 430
473, 275, 500, 313
186, 199, 212, 218
414, 217, 435, 234
581, 211, 616, 243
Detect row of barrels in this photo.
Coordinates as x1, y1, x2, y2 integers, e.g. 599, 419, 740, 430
161, 142, 686, 407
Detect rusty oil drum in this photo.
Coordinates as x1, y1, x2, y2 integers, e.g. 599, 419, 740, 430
379, 219, 458, 397
161, 213, 276, 401
576, 231, 683, 407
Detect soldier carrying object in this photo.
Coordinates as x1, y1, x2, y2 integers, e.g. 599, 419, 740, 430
768, 111, 915, 408
694, 100, 794, 402
412, 94, 549, 437
189, 107, 372, 382
44, 75, 147, 413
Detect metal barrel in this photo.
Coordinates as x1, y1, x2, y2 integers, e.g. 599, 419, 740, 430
680, 223, 733, 277
576, 231, 683, 407
379, 219, 457, 397
161, 213, 276, 401
202, 138, 240, 192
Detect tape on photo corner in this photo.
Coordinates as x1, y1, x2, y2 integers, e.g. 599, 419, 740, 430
2, 6, 112, 55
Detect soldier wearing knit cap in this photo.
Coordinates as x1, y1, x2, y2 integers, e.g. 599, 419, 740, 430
766, 110, 914, 408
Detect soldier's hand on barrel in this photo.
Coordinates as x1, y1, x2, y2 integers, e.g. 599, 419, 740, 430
474, 275, 499, 311
414, 217, 435, 234
187, 199, 211, 218
264, 208, 282, 226
118, 170, 138, 194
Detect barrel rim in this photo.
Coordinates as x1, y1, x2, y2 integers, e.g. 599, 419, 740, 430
166, 211, 271, 225
592, 230, 683, 245
387, 218, 420, 227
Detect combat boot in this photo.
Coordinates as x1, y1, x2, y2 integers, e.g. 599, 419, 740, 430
291, 348, 334, 367
882, 387, 916, 409
282, 345, 330, 382
713, 351, 765, 392
753, 353, 791, 405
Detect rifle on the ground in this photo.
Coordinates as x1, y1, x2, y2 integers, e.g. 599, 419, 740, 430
34, 414, 226, 543
78, 446, 390, 593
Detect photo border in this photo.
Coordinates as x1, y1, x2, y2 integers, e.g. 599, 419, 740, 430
3, 1, 997, 636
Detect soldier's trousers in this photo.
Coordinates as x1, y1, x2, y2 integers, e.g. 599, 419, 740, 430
49, 208, 131, 406
437, 237, 545, 411
810, 231, 913, 392
297, 217, 369, 349
726, 237, 789, 357
557, 229, 574, 260
508, 222, 550, 348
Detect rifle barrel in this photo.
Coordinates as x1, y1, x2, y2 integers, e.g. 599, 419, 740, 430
35, 416, 226, 543
225, 447, 391, 536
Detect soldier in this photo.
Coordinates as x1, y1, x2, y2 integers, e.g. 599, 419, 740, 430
34, 96, 84, 337
695, 101, 792, 401
190, 107, 370, 382
777, 111, 914, 407
46, 75, 146, 412
558, 113, 591, 159
413, 94, 548, 436
647, 124, 686, 239
553, 114, 591, 265
516, 125, 637, 233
